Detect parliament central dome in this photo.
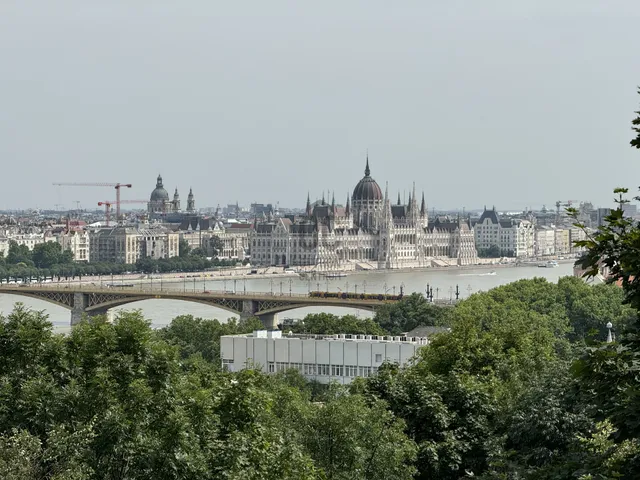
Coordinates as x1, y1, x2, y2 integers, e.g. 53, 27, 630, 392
352, 157, 383, 202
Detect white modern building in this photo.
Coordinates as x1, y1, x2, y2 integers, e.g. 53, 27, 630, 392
220, 330, 428, 384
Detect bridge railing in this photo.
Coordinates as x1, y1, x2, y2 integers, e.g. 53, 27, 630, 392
0, 283, 460, 305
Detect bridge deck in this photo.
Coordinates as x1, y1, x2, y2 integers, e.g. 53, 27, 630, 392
0, 284, 401, 309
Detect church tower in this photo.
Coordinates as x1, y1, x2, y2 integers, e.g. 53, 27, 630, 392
187, 188, 195, 213
306, 192, 312, 217
173, 188, 180, 212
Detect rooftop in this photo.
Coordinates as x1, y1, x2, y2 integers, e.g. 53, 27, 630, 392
225, 330, 429, 345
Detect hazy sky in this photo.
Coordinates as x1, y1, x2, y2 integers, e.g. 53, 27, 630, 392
1, 1, 639, 212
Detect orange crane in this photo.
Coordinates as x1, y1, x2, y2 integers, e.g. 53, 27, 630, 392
98, 200, 147, 226
53, 182, 132, 223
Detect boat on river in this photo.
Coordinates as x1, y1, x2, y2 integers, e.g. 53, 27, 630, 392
538, 260, 559, 268
324, 272, 347, 279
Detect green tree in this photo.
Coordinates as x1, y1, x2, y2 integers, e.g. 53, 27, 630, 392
189, 247, 207, 257
289, 313, 386, 336
178, 238, 191, 257
477, 245, 501, 258
303, 389, 416, 480
362, 364, 499, 479
6, 241, 32, 265
210, 235, 224, 257
373, 293, 451, 335
159, 314, 262, 364
0, 306, 320, 479
31, 241, 64, 268
632, 87, 640, 149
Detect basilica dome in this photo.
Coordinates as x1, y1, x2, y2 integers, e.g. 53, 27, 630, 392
150, 174, 169, 202
352, 158, 383, 202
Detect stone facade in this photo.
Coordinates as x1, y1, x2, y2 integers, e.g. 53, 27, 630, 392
89, 226, 179, 264
474, 207, 535, 257
56, 230, 90, 262
250, 159, 478, 270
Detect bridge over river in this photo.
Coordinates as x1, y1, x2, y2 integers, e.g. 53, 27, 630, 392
0, 284, 444, 328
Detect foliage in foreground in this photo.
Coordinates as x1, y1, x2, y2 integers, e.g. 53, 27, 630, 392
0, 305, 416, 480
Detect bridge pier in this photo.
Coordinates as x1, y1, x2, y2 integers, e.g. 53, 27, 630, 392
240, 300, 258, 320
259, 313, 279, 330
70, 293, 108, 326
240, 299, 278, 329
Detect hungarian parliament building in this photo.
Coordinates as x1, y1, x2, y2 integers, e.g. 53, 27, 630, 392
250, 158, 478, 270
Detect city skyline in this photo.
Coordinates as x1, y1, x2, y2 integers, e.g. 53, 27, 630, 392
1, 1, 640, 210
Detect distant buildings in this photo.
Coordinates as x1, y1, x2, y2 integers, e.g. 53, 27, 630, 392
89, 226, 179, 264
177, 216, 250, 260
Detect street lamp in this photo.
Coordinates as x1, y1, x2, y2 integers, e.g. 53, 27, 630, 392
606, 322, 614, 343
270, 278, 274, 295
279, 281, 283, 296
363, 280, 367, 295
289, 278, 293, 296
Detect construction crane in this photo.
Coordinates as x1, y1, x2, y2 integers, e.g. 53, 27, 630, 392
53, 182, 132, 223
98, 200, 147, 226
555, 200, 580, 225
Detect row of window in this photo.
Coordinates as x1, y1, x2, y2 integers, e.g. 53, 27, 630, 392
266, 362, 381, 378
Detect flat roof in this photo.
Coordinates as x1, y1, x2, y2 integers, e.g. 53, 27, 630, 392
224, 331, 428, 344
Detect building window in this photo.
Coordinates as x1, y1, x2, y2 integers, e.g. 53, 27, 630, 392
375, 354, 382, 363
345, 365, 358, 377
268, 362, 275, 373
331, 365, 344, 377
222, 359, 234, 372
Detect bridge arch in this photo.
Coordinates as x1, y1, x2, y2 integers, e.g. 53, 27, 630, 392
85, 295, 243, 317
256, 303, 376, 316
0, 290, 74, 310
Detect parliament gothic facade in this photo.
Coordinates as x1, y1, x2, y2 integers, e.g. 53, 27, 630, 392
249, 158, 478, 270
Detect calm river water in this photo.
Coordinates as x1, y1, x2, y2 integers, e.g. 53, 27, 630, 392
0, 263, 575, 332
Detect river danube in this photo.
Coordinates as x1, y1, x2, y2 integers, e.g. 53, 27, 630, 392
0, 263, 575, 332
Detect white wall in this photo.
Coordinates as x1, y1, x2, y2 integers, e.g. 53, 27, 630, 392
221, 334, 426, 384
